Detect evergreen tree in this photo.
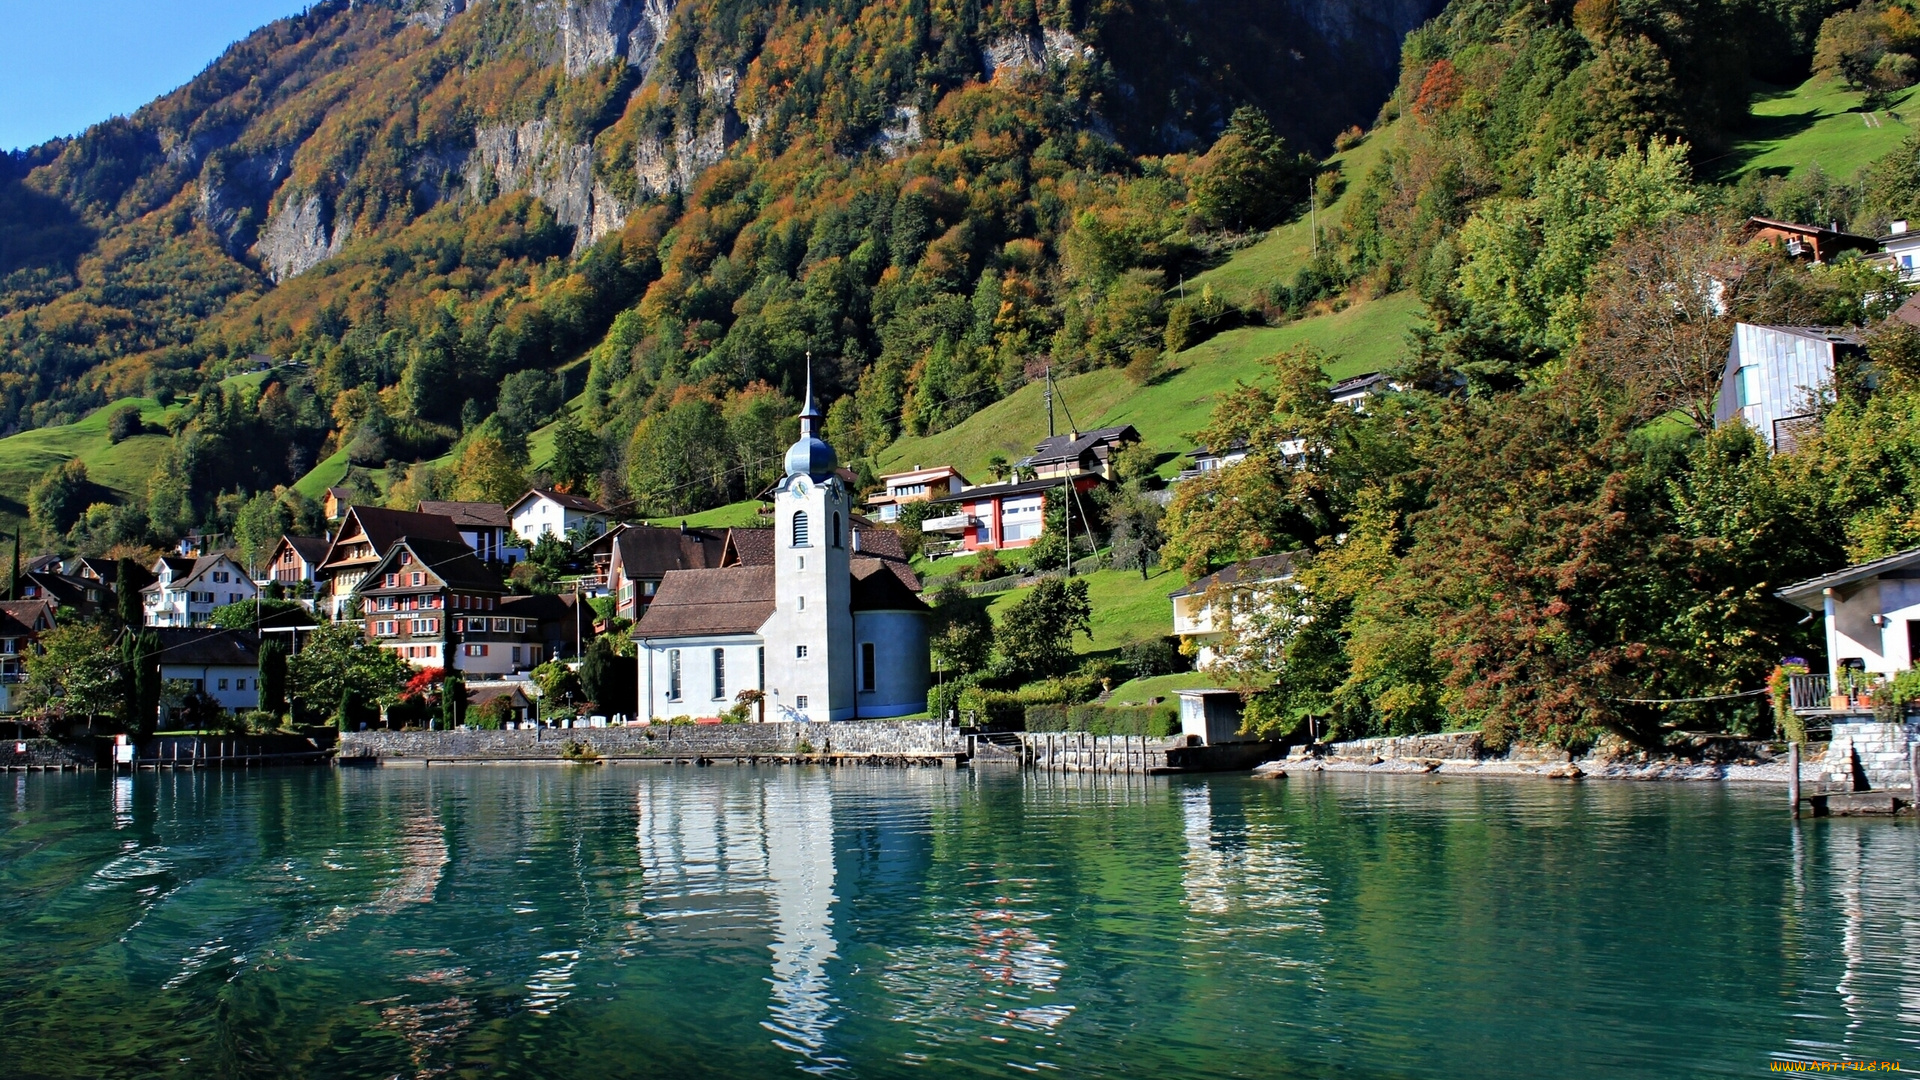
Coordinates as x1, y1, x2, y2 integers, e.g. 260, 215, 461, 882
258, 638, 289, 719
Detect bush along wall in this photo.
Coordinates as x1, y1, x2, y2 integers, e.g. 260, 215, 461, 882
1024, 704, 1177, 737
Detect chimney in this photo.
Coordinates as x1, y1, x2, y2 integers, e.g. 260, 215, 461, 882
1895, 220, 1910, 236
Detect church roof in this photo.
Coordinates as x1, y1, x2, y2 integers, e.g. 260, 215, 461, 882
633, 566, 776, 638
852, 559, 929, 612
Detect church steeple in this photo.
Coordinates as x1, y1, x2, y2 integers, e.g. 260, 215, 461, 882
784, 352, 837, 481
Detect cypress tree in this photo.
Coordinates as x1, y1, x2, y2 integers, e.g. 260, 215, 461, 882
258, 639, 289, 720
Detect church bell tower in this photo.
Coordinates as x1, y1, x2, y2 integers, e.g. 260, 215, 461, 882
766, 361, 854, 721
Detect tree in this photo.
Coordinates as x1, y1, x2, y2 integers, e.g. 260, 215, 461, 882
1188, 107, 1314, 232
257, 638, 289, 719
626, 395, 733, 515
928, 584, 993, 675
996, 577, 1092, 679
1108, 492, 1166, 579
529, 659, 582, 719
286, 620, 412, 726
209, 597, 304, 630
551, 415, 605, 493
106, 406, 144, 444
441, 670, 467, 728
580, 635, 637, 717
21, 623, 123, 731
451, 431, 528, 506
498, 369, 562, 436
28, 459, 94, 540
113, 558, 141, 628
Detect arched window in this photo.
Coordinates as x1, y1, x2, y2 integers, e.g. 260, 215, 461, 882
792, 510, 810, 547
832, 512, 842, 548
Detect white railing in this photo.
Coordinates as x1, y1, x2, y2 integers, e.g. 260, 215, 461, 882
921, 513, 976, 533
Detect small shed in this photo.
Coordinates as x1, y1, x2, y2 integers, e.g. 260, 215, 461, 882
1176, 689, 1250, 745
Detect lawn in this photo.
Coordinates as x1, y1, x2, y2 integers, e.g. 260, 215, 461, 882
0, 396, 181, 520
1104, 670, 1216, 706
645, 499, 770, 529
874, 290, 1425, 480
1716, 74, 1919, 181
984, 565, 1183, 655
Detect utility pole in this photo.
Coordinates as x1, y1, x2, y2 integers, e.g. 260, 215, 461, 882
1044, 365, 1055, 439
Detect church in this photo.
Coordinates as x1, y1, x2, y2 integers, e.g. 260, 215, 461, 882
632, 375, 932, 722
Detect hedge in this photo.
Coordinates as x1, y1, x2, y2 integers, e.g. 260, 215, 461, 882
1024, 703, 1176, 737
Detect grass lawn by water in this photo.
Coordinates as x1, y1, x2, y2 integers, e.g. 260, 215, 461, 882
1717, 75, 1918, 180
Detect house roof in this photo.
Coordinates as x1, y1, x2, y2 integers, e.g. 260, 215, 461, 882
153, 627, 260, 667
22, 571, 112, 610
1776, 547, 1920, 610
1745, 217, 1880, 247
152, 555, 196, 580
0, 599, 54, 637
879, 465, 969, 484
1747, 324, 1866, 347
499, 592, 586, 624
574, 522, 629, 559
23, 554, 61, 574
610, 524, 729, 580
359, 537, 503, 595
417, 500, 512, 528
1330, 372, 1393, 400
633, 565, 776, 638
852, 559, 930, 612
276, 535, 331, 565
467, 682, 532, 708
721, 527, 776, 567
1025, 425, 1139, 465
324, 506, 464, 568
928, 475, 1078, 505
509, 487, 608, 516
717, 525, 912, 579
1894, 293, 1920, 328
1169, 553, 1298, 599
326, 486, 352, 501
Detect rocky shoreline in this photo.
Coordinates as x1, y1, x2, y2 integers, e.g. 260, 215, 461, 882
1257, 757, 1797, 783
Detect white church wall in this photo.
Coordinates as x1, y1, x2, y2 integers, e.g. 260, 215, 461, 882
853, 610, 930, 718
641, 635, 764, 720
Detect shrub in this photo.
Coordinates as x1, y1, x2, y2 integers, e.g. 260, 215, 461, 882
470, 696, 513, 729
238, 709, 279, 734
1121, 637, 1185, 678
1025, 703, 1176, 736
106, 406, 143, 444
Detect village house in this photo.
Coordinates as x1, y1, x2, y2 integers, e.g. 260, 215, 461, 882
1879, 220, 1920, 282
1714, 323, 1867, 452
20, 570, 115, 619
1019, 425, 1139, 481
323, 486, 354, 521
865, 466, 969, 522
143, 553, 257, 627
1170, 553, 1297, 669
1778, 546, 1920, 694
417, 500, 526, 564
0, 600, 55, 714
264, 534, 330, 591
1177, 440, 1250, 481
314, 505, 465, 619
465, 681, 535, 724
634, 376, 930, 722
1743, 217, 1879, 264
67, 556, 154, 594
509, 488, 609, 544
602, 523, 729, 622
919, 475, 1099, 558
357, 537, 504, 671
155, 627, 262, 716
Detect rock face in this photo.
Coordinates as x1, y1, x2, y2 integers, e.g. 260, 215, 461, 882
635, 111, 739, 200
253, 192, 353, 283
981, 27, 1093, 79
558, 0, 677, 77
467, 119, 630, 252
404, 0, 468, 32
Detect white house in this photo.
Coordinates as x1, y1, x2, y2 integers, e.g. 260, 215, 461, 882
154, 628, 261, 715
143, 553, 258, 627
865, 465, 968, 522
509, 488, 609, 544
1714, 323, 1866, 452
633, 373, 930, 722
1880, 220, 1920, 282
1778, 547, 1920, 686
417, 500, 527, 564
1170, 553, 1297, 670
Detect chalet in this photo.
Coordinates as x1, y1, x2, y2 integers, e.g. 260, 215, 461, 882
466, 681, 535, 724
866, 466, 969, 522
603, 524, 729, 622
1019, 425, 1139, 480
357, 537, 504, 671
314, 505, 465, 618
1715, 323, 1867, 452
154, 628, 261, 716
143, 553, 257, 627
417, 500, 525, 564
1178, 440, 1250, 481
265, 535, 330, 590
67, 557, 155, 593
1744, 217, 1879, 264
920, 475, 1099, 558
509, 488, 609, 544
324, 486, 354, 521
1881, 220, 1920, 282
0, 600, 55, 714
1169, 553, 1297, 669
20, 571, 114, 619
1330, 371, 1397, 408
22, 554, 61, 575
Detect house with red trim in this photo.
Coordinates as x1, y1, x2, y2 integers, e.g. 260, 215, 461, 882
918, 475, 1099, 558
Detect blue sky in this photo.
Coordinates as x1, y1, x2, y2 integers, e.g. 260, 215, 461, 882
0, 1, 308, 152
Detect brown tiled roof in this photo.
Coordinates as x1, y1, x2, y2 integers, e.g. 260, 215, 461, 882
467, 683, 531, 708
612, 525, 728, 580
153, 628, 260, 667
722, 527, 775, 567
0, 599, 54, 637
324, 507, 464, 569
360, 537, 503, 595
1168, 553, 1296, 598
280, 535, 330, 565
852, 559, 930, 613
634, 566, 775, 638
417, 500, 512, 528
22, 571, 111, 612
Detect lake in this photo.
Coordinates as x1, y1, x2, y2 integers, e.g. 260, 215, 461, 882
1, 765, 1915, 1078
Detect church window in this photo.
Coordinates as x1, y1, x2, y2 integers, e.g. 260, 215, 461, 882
713, 649, 726, 700
832, 512, 842, 548
792, 511, 810, 547
668, 650, 682, 700
796, 645, 808, 659
862, 643, 876, 692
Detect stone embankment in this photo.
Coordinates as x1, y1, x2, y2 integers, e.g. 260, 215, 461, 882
341, 721, 966, 766
1275, 730, 1801, 782
2, 738, 97, 771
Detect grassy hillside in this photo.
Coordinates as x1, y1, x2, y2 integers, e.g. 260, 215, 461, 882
0, 397, 180, 519
645, 500, 770, 529
876, 291, 1423, 480
985, 565, 1185, 655
1719, 75, 1919, 181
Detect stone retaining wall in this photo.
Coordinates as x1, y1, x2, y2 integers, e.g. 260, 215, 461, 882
342, 721, 964, 763
1327, 731, 1484, 761
1820, 720, 1920, 787
1, 738, 96, 769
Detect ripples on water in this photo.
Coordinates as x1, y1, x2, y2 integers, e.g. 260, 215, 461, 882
2, 767, 1919, 1078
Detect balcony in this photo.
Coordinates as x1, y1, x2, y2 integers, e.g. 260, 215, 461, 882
921, 513, 978, 534
1788, 673, 1831, 713
923, 540, 966, 559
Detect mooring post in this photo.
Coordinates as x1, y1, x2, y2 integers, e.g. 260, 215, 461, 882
1790, 742, 1801, 820
1909, 741, 1919, 811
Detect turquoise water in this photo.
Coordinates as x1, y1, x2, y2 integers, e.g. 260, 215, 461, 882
1, 767, 1916, 1078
